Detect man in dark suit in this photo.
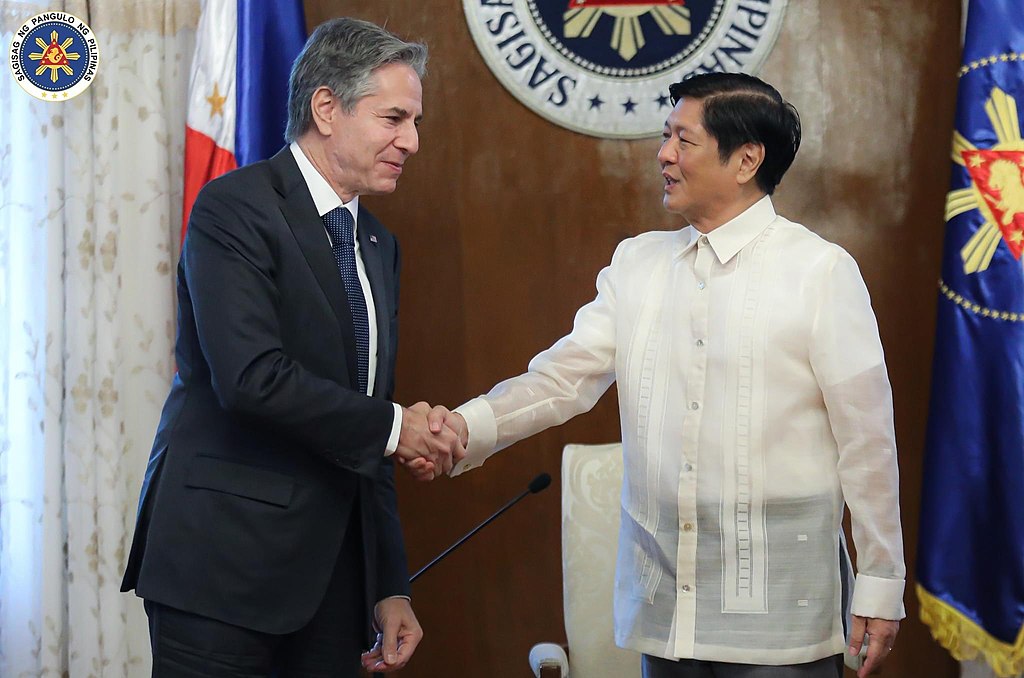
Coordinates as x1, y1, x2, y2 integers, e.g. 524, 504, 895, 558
121, 18, 460, 677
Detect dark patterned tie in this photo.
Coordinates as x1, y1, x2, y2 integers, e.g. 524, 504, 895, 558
322, 206, 369, 394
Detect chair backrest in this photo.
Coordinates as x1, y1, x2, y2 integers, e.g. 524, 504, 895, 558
562, 443, 642, 678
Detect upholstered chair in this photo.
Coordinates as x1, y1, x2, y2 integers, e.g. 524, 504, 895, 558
529, 443, 641, 678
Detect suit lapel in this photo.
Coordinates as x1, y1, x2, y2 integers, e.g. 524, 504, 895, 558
358, 212, 391, 398
270, 149, 360, 389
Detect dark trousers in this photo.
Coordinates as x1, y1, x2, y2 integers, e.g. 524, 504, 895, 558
642, 654, 845, 678
146, 515, 365, 678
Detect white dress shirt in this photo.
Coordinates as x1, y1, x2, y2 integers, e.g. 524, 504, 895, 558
289, 142, 402, 455
452, 196, 905, 665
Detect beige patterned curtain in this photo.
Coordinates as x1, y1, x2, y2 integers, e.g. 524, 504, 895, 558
0, 1, 198, 675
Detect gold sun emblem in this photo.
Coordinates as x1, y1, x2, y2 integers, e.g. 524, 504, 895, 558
946, 86, 1024, 273
563, 0, 691, 62
28, 30, 81, 83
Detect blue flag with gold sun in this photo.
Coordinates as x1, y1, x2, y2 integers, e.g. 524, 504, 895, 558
917, 1, 1024, 675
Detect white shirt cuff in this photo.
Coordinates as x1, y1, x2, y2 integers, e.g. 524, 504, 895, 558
384, 403, 402, 456
377, 594, 411, 604
450, 397, 497, 476
850, 574, 906, 620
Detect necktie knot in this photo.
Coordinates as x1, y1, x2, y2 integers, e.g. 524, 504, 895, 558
323, 206, 355, 247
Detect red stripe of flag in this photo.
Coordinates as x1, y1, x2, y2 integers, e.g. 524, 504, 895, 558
182, 127, 237, 242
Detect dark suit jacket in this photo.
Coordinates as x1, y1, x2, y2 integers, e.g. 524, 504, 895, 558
121, 148, 409, 638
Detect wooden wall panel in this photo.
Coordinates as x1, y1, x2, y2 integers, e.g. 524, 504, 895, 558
302, 2, 963, 676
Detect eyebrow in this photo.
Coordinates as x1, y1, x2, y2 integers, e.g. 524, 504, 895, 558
385, 106, 423, 123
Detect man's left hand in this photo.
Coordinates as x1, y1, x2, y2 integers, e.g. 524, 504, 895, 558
849, 615, 899, 677
360, 597, 423, 673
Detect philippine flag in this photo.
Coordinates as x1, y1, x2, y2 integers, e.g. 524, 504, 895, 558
182, 0, 306, 239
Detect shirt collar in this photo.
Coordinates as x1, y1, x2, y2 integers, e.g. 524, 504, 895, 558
678, 226, 700, 257
693, 195, 776, 264
289, 141, 359, 227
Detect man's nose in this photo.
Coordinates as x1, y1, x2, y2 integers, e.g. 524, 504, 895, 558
397, 122, 419, 155
657, 141, 674, 165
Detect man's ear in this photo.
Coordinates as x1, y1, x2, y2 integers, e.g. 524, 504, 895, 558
735, 142, 765, 186
309, 86, 337, 136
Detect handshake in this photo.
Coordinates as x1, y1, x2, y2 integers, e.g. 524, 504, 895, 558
394, 402, 468, 480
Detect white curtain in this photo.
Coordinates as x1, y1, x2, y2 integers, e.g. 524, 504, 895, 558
0, 1, 198, 675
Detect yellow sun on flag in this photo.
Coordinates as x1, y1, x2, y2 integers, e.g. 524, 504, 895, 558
946, 86, 1024, 273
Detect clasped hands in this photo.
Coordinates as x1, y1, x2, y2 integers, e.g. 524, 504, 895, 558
394, 402, 467, 481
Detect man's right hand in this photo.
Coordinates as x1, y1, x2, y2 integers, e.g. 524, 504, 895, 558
426, 405, 468, 448
394, 401, 464, 480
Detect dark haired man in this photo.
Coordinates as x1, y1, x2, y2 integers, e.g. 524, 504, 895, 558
430, 73, 904, 678
122, 17, 462, 677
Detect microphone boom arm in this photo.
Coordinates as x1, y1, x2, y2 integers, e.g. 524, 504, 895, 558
409, 472, 551, 583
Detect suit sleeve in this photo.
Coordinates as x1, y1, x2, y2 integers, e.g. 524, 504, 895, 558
372, 238, 411, 599
182, 183, 394, 478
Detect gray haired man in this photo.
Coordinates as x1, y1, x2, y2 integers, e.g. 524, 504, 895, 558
121, 18, 462, 677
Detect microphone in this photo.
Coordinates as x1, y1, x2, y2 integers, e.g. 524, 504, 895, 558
409, 472, 552, 583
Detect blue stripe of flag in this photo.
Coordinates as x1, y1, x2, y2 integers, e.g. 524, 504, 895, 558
235, 0, 307, 166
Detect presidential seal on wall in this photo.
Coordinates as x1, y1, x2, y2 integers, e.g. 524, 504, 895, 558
463, 0, 787, 138
9, 11, 99, 101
